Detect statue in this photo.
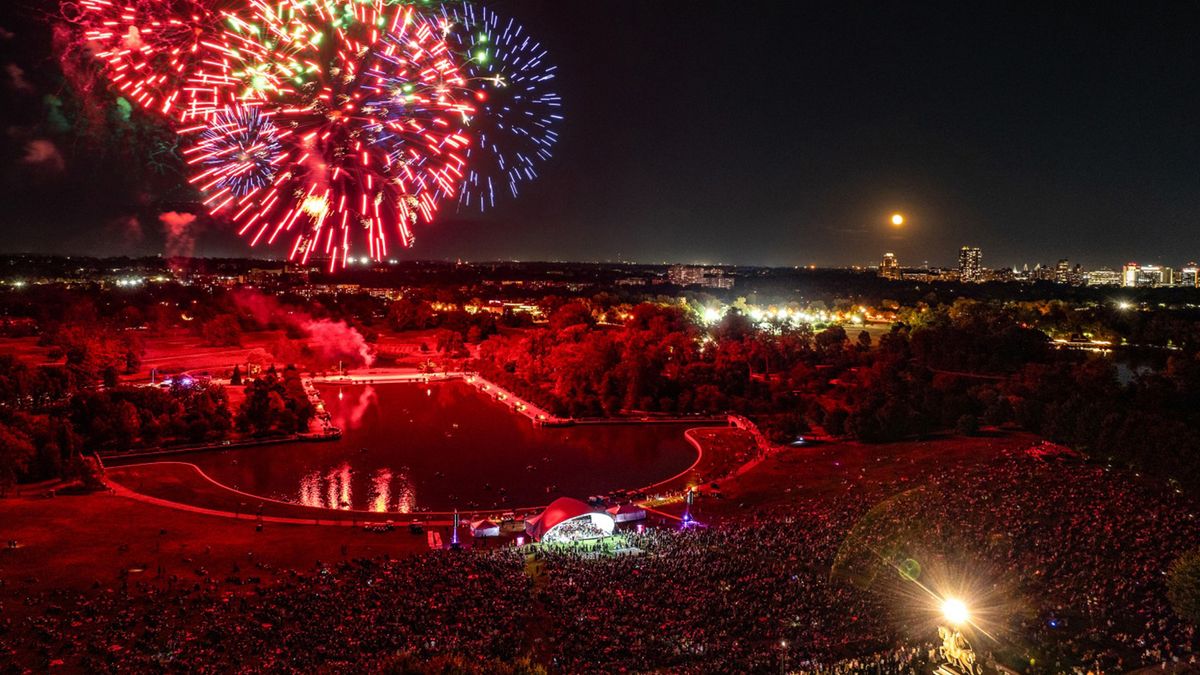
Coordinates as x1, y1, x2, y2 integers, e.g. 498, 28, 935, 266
937, 625, 979, 674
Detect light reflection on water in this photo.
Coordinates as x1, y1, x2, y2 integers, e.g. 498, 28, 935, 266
191, 382, 697, 512
394, 472, 415, 514
370, 468, 391, 512
298, 464, 417, 512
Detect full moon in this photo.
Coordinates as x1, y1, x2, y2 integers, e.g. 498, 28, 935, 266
890, 213, 905, 226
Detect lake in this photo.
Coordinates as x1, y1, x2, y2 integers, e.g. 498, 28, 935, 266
188, 381, 702, 513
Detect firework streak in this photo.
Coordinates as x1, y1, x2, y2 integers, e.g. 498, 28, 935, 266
60, 0, 560, 269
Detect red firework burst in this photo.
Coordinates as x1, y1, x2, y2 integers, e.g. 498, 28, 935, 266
179, 1, 473, 270
61, 0, 230, 117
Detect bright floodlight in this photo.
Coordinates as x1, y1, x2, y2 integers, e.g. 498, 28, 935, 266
942, 598, 969, 625
890, 213, 904, 226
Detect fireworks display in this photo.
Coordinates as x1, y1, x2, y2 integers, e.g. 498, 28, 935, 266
61, 0, 227, 117
57, 0, 562, 269
442, 4, 562, 211
182, 104, 285, 198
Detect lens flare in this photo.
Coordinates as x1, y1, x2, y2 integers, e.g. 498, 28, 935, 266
942, 597, 969, 625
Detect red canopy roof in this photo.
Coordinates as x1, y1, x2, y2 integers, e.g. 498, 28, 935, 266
524, 497, 597, 541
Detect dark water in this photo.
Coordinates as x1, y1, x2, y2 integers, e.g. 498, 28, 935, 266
189, 382, 700, 513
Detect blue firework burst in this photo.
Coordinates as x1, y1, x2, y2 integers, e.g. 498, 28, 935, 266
442, 3, 562, 211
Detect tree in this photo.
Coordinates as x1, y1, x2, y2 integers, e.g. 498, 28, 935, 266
203, 314, 242, 347
1168, 549, 1200, 626
548, 301, 594, 332
0, 421, 36, 495
230, 365, 243, 386
955, 413, 980, 436
237, 369, 314, 436
814, 325, 848, 354
387, 297, 433, 331
825, 408, 849, 436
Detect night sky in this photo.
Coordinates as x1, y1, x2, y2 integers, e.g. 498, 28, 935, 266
2, 1, 1200, 268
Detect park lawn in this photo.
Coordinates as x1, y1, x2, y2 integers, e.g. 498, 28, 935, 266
0, 491, 430, 606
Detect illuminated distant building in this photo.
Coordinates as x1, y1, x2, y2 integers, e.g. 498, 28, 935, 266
1055, 259, 1071, 284
1122, 263, 1175, 287
879, 252, 900, 280
1182, 263, 1199, 288
1142, 265, 1174, 286
958, 246, 983, 282
1031, 264, 1057, 282
668, 265, 733, 289
1086, 268, 1121, 286
1122, 263, 1140, 287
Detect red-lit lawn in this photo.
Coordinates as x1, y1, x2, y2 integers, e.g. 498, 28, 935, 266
0, 491, 429, 608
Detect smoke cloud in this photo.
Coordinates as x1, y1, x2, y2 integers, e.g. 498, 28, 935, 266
304, 318, 376, 367
159, 211, 198, 258
121, 26, 143, 50
6, 64, 31, 92
232, 290, 375, 368
113, 215, 143, 245
23, 139, 64, 171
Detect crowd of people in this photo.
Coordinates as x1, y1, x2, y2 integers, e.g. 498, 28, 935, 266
528, 451, 1198, 673
3, 448, 1198, 673
4, 551, 532, 672
846, 450, 1200, 673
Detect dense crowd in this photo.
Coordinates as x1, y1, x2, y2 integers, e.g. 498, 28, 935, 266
850, 451, 1200, 673
3, 449, 1198, 673
3, 551, 531, 672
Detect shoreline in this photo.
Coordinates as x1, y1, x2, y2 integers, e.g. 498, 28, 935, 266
99, 376, 340, 463
95, 369, 781, 525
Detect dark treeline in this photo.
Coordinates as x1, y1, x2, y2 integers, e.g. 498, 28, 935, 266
475, 299, 1200, 491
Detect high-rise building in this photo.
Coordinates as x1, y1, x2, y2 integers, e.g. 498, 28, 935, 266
1182, 263, 1199, 288
1031, 264, 1057, 282
1151, 265, 1176, 286
1122, 263, 1175, 287
1122, 263, 1141, 287
1055, 259, 1071, 284
958, 246, 983, 282
1086, 268, 1121, 286
879, 252, 900, 280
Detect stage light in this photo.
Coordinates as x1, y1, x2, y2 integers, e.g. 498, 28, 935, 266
942, 598, 969, 625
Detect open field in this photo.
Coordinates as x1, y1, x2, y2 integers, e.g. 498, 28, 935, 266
0, 492, 429, 605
